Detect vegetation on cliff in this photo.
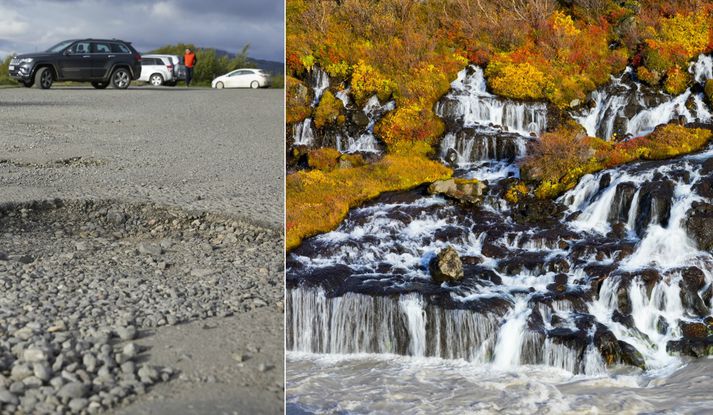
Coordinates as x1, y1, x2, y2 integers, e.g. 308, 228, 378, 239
287, 143, 452, 250
286, 0, 713, 248
523, 123, 713, 198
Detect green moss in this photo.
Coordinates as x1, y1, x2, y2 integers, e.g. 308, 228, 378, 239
313, 90, 343, 129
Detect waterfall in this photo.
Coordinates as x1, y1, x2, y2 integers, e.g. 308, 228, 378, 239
493, 297, 531, 368
690, 54, 712, 84
288, 54, 713, 387
287, 287, 504, 360
574, 54, 713, 140
293, 118, 315, 146
436, 66, 548, 137
311, 67, 330, 105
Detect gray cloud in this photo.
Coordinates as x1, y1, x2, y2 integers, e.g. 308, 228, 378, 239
0, 0, 284, 61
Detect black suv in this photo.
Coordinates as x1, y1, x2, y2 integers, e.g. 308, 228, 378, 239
8, 39, 142, 89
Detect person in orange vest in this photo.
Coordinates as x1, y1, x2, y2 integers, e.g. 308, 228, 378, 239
184, 48, 197, 87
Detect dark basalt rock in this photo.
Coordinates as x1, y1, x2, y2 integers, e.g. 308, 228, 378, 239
607, 222, 629, 239
496, 251, 547, 275
481, 242, 509, 259
612, 310, 636, 329
656, 316, 669, 335
685, 202, 713, 252
618, 340, 646, 369
680, 321, 709, 339
667, 337, 713, 358
692, 177, 713, 198
607, 182, 637, 224
511, 196, 566, 226
674, 267, 709, 316
634, 180, 674, 236
546, 257, 571, 273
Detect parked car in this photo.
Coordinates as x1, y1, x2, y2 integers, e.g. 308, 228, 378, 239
8, 38, 142, 89
211, 68, 270, 89
140, 54, 185, 86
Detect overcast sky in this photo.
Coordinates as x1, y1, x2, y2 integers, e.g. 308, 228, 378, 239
0, 0, 284, 61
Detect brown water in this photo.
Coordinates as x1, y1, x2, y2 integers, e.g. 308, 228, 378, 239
287, 352, 713, 414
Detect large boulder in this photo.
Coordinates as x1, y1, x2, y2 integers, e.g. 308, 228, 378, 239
685, 202, 713, 251
429, 245, 464, 284
428, 178, 486, 206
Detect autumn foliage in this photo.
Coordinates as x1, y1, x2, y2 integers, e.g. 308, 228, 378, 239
287, 146, 452, 250
523, 123, 713, 198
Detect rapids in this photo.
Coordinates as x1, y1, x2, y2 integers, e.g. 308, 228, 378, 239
287, 54, 713, 413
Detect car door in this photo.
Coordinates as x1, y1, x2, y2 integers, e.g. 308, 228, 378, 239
57, 41, 92, 80
230, 70, 249, 88
90, 41, 114, 80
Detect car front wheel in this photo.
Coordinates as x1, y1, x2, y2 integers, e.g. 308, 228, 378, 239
91, 81, 108, 89
250, 81, 259, 89
215, 81, 224, 89
149, 73, 164, 86
111, 68, 131, 89
34, 67, 53, 89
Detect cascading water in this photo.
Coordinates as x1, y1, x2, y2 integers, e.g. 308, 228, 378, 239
290, 66, 395, 154
288, 56, 713, 413
310, 67, 330, 105
574, 54, 713, 140
436, 66, 548, 137
335, 96, 395, 154
292, 118, 315, 146
436, 65, 540, 180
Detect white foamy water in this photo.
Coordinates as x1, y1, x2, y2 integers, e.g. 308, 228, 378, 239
436, 66, 547, 137
293, 118, 315, 146
288, 57, 713, 414
574, 54, 713, 140
288, 352, 713, 415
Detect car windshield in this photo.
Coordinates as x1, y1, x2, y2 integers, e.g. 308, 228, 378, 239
45, 40, 75, 53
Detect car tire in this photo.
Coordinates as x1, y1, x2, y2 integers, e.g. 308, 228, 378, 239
111, 68, 131, 89
149, 73, 164, 86
91, 81, 108, 89
22, 80, 34, 88
250, 81, 259, 89
34, 67, 53, 89
215, 81, 224, 89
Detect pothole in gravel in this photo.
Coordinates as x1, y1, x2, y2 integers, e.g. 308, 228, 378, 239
0, 199, 283, 414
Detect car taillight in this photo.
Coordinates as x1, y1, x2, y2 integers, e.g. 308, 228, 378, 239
166, 64, 174, 71
133, 53, 141, 62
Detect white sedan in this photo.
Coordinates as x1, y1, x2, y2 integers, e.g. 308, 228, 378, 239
211, 68, 270, 89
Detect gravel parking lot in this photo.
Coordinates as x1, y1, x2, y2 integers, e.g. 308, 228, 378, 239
0, 87, 283, 228
0, 87, 284, 414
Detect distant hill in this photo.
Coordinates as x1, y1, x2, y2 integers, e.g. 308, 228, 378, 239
212, 48, 283, 75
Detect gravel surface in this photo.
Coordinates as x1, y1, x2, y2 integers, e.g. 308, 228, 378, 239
0, 87, 283, 229
0, 87, 284, 414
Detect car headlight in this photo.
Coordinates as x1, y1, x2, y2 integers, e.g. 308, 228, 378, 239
18, 58, 33, 64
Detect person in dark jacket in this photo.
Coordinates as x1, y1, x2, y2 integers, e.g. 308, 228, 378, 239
184, 48, 197, 87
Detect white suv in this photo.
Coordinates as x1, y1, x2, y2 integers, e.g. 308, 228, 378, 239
139, 54, 185, 86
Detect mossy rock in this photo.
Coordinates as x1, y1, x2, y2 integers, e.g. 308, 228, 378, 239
287, 76, 313, 124
705, 79, 713, 106
307, 148, 341, 171
314, 90, 344, 129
